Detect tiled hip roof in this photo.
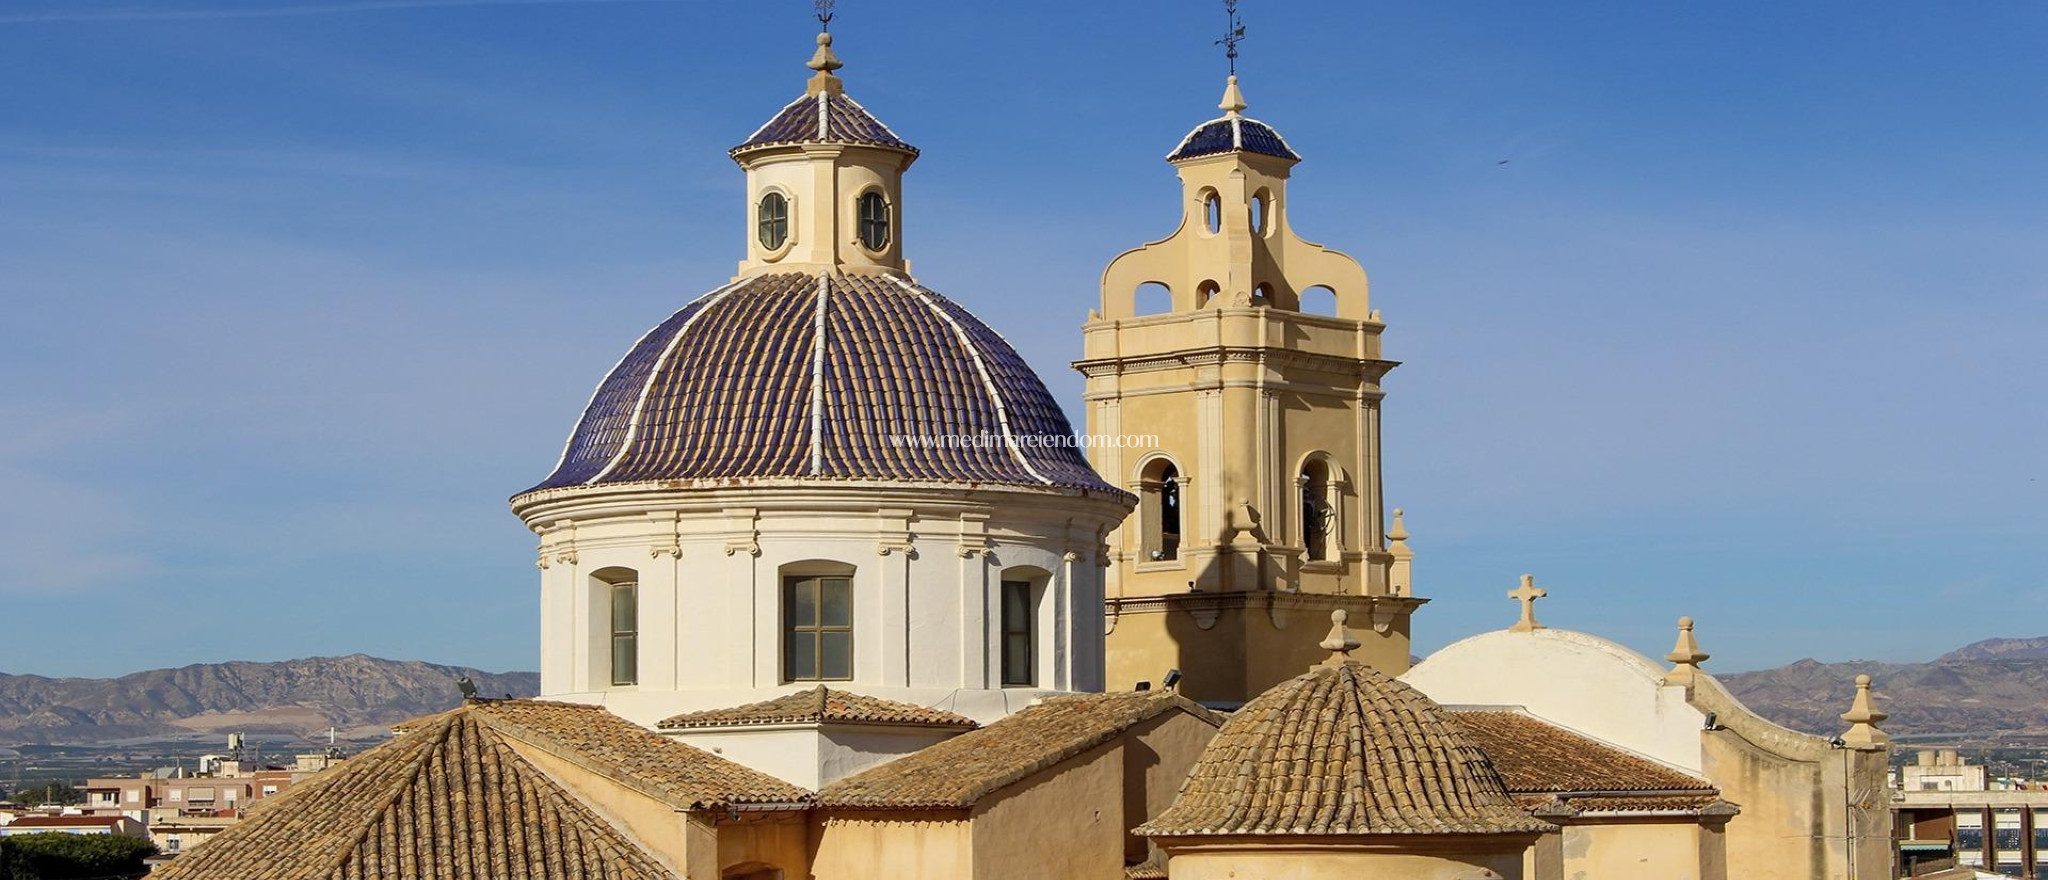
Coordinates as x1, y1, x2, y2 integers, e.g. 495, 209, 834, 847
818, 691, 1221, 810
147, 700, 809, 880
1167, 116, 1300, 162
732, 91, 917, 157
1448, 709, 1718, 798
658, 686, 978, 731
524, 271, 1125, 498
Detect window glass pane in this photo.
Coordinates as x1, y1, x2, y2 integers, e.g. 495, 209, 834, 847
1003, 581, 1030, 631
789, 579, 818, 627
611, 635, 637, 686
611, 584, 636, 632
819, 631, 853, 680
787, 633, 816, 681
1003, 634, 1031, 686
821, 578, 852, 627
758, 193, 788, 250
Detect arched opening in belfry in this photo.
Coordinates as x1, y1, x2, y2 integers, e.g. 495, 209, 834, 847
1141, 458, 1183, 562
1135, 281, 1173, 316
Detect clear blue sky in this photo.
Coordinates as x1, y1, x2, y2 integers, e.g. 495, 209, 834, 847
3, 0, 2043, 678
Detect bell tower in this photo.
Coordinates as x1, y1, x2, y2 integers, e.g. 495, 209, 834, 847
1076, 75, 1426, 706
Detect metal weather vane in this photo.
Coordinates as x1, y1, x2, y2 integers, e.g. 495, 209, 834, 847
1216, 0, 1246, 76
815, 0, 835, 32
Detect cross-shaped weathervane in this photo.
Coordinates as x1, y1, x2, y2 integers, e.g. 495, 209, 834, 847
1508, 573, 1548, 633
1215, 0, 1246, 76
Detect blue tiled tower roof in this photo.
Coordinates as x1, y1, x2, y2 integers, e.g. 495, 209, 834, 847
731, 91, 918, 158
1167, 115, 1299, 163
524, 272, 1121, 498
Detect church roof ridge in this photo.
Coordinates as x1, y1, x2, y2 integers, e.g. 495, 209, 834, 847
817, 690, 1221, 810
148, 702, 702, 880
657, 685, 979, 731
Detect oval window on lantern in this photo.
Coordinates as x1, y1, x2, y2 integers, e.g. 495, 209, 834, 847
758, 192, 789, 252
857, 190, 891, 251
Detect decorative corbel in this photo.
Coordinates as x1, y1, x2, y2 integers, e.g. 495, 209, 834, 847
721, 507, 760, 557
877, 508, 915, 558
647, 511, 681, 559
956, 512, 990, 559
1368, 597, 1397, 634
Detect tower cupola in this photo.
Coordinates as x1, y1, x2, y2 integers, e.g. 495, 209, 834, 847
730, 30, 918, 277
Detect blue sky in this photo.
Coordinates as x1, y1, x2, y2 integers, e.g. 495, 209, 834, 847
2, 0, 2043, 678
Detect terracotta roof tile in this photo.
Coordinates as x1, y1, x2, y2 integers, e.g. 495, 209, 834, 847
657, 686, 977, 731
1449, 709, 1715, 796
469, 700, 810, 808
818, 690, 1220, 810
1516, 793, 1727, 814
149, 703, 681, 880
1139, 662, 1553, 838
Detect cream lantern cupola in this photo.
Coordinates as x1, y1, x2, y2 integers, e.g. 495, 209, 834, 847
730, 30, 918, 277
1098, 76, 1369, 317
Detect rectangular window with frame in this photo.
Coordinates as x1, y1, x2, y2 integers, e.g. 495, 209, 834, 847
785, 576, 852, 681
610, 582, 638, 686
1001, 579, 1034, 686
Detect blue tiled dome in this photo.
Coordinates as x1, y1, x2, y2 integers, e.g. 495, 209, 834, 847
525, 272, 1121, 497
1167, 116, 1299, 163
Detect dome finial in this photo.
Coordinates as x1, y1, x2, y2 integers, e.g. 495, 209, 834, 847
1319, 609, 1360, 665
806, 1, 844, 96
1219, 75, 1247, 116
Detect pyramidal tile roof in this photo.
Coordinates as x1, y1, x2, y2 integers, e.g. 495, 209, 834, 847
658, 686, 978, 731
1167, 116, 1299, 162
732, 90, 916, 157
149, 700, 809, 880
818, 690, 1220, 810
1139, 662, 1553, 838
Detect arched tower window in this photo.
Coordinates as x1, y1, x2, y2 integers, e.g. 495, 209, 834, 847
1141, 458, 1183, 562
1300, 459, 1335, 562
1202, 190, 1222, 234
757, 191, 789, 251
593, 568, 639, 687
784, 572, 853, 681
857, 190, 891, 251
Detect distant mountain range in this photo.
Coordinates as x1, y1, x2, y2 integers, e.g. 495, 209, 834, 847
3, 638, 2043, 747
0, 655, 537, 745
1720, 637, 2048, 742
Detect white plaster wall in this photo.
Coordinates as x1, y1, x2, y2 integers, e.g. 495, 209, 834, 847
516, 481, 1129, 731
1402, 628, 1707, 773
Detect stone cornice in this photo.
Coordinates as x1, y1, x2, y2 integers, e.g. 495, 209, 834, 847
1074, 346, 1398, 382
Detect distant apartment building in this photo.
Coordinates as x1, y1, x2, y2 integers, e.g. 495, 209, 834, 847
1894, 749, 2048, 878
0, 815, 149, 838
75, 749, 342, 856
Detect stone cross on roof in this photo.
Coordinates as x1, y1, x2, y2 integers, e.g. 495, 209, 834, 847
1508, 573, 1547, 633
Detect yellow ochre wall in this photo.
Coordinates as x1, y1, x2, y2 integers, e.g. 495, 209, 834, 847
808, 812, 971, 880
1161, 839, 1530, 880
1528, 822, 1720, 880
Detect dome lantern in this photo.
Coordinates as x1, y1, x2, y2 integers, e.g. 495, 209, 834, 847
729, 28, 919, 277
